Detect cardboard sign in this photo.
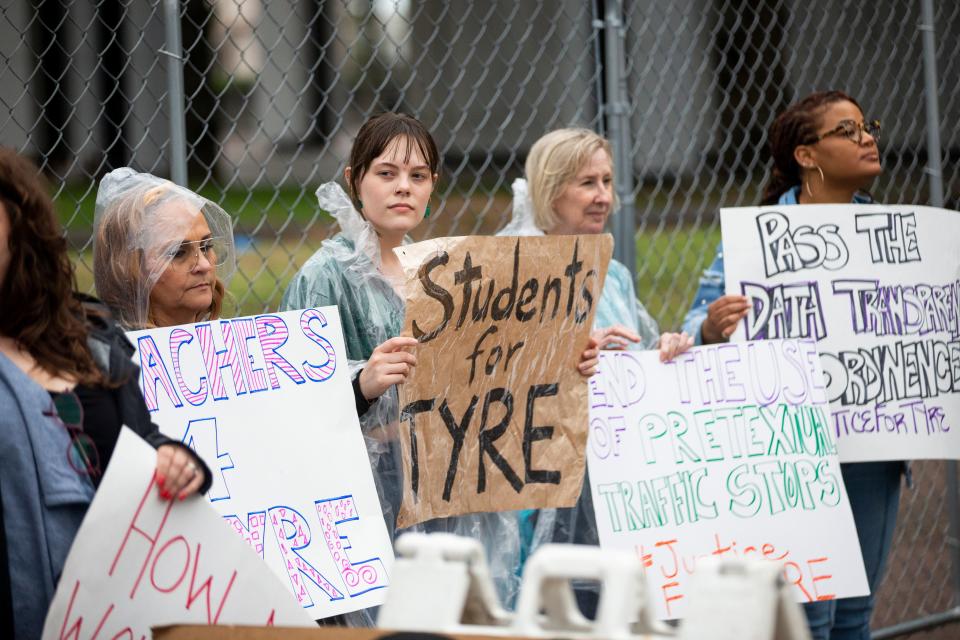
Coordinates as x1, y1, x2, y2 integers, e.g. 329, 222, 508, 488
394, 235, 613, 527
42, 428, 314, 638
154, 626, 529, 640
587, 340, 868, 619
128, 308, 394, 617
721, 204, 960, 461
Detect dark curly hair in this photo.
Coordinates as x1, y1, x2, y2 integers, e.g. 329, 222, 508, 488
761, 90, 862, 205
0, 148, 104, 386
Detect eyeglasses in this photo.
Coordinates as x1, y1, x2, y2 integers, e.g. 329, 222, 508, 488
166, 237, 220, 273
810, 119, 881, 145
45, 391, 101, 479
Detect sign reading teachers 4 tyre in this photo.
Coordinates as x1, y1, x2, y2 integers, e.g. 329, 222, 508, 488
587, 341, 868, 619
127, 307, 394, 618
722, 204, 960, 462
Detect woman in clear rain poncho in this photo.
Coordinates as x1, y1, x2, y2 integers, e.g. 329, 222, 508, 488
281, 114, 604, 615
281, 113, 437, 542
92, 168, 236, 330
499, 128, 693, 617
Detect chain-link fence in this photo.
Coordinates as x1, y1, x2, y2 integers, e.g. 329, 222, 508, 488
2, 1, 959, 636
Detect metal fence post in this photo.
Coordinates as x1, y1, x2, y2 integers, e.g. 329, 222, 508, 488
920, 0, 960, 609
602, 0, 636, 279
162, 0, 188, 186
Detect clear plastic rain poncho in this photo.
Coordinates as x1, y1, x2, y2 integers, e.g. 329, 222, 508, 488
281, 182, 523, 615
499, 177, 661, 615
93, 168, 236, 329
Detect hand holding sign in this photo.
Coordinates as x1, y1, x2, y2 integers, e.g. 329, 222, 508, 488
657, 331, 695, 363
592, 324, 643, 350
700, 295, 750, 344
42, 428, 314, 638
155, 443, 206, 501
359, 336, 419, 401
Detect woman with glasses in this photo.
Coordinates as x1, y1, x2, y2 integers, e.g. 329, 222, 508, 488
93, 167, 236, 330
682, 91, 881, 344
0, 150, 212, 638
681, 91, 898, 639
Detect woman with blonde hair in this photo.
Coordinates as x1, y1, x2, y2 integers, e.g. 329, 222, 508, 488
501, 127, 692, 616
93, 168, 236, 329
504, 128, 691, 357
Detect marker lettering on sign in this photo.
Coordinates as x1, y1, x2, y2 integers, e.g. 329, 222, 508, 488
401, 382, 563, 503
315, 496, 388, 596
268, 506, 344, 608
412, 238, 597, 346
854, 212, 921, 264
182, 417, 235, 502
108, 476, 238, 623
140, 313, 340, 411
634, 533, 837, 616
831, 278, 960, 339
820, 338, 960, 406
756, 210, 849, 277
741, 280, 828, 341
51, 474, 287, 638
220, 494, 387, 608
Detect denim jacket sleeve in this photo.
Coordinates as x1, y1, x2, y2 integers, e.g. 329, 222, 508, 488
681, 241, 725, 345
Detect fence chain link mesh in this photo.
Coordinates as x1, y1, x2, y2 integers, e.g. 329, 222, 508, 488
2, 1, 958, 637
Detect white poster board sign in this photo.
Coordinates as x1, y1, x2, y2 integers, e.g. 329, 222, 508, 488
128, 307, 393, 618
721, 204, 960, 461
42, 428, 314, 638
587, 340, 868, 619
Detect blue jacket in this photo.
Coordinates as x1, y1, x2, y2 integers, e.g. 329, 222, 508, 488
0, 297, 211, 638
0, 351, 95, 639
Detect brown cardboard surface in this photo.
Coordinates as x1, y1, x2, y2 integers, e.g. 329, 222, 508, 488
153, 625, 537, 639
393, 234, 613, 527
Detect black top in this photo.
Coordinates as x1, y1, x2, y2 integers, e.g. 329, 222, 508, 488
352, 368, 374, 417
77, 294, 212, 494
49, 384, 123, 488
75, 384, 123, 472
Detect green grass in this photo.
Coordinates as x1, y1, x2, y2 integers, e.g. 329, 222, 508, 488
636, 224, 721, 331
55, 183, 330, 235
72, 224, 719, 331
62, 183, 721, 329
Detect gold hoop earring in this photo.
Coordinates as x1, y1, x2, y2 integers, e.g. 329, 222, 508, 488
803, 165, 814, 198
804, 165, 825, 199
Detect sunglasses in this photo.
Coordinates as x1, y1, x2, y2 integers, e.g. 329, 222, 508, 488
45, 391, 101, 479
810, 119, 881, 145
165, 237, 222, 273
